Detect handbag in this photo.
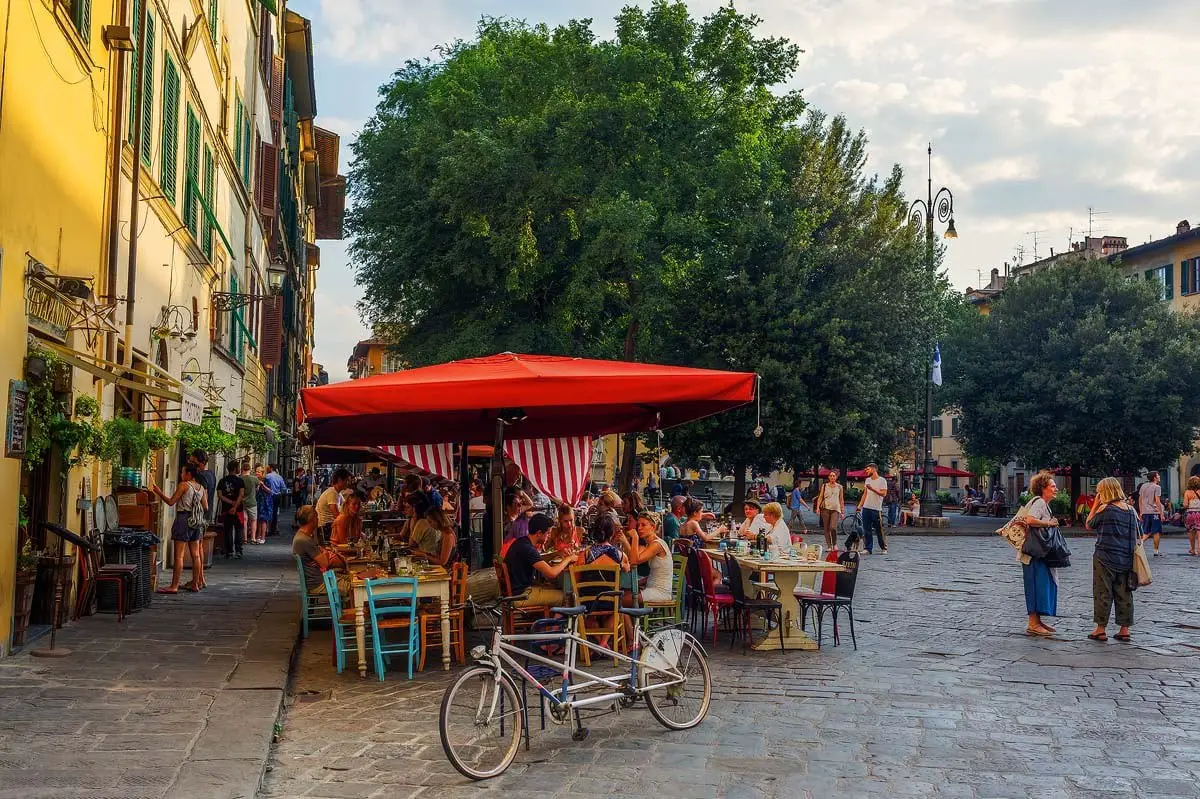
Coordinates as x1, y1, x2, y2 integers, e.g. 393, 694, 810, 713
1040, 526, 1072, 568
1131, 513, 1152, 587
996, 499, 1035, 552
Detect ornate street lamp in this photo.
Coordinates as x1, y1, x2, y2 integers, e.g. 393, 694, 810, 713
907, 143, 957, 518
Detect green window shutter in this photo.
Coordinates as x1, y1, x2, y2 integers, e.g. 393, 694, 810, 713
73, 0, 91, 43
184, 106, 200, 236
127, 0, 140, 142
139, 12, 155, 167
202, 145, 215, 259
159, 56, 179, 203
208, 0, 218, 43
242, 118, 252, 186
230, 272, 242, 360
1165, 263, 1174, 300
234, 97, 243, 172
1183, 260, 1191, 296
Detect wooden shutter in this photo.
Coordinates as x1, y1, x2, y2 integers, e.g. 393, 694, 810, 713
260, 297, 283, 367
1184, 260, 1191, 296
139, 12, 155, 166
242, 117, 252, 186
202, 145, 215, 258
257, 141, 278, 217
127, 0, 140, 142
1165, 263, 1174, 300
159, 56, 179, 203
234, 97, 243, 170
74, 0, 91, 43
184, 106, 200, 236
270, 56, 284, 127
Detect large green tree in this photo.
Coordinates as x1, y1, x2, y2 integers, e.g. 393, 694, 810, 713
348, 2, 949, 498
942, 257, 1200, 502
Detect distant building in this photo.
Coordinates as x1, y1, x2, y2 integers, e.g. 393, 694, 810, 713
964, 267, 1009, 314
347, 337, 404, 379
1108, 220, 1200, 313
1012, 235, 1129, 279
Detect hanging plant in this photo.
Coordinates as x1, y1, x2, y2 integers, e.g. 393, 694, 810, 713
144, 426, 174, 453
100, 418, 152, 467
74, 394, 99, 418
176, 417, 237, 456
23, 345, 71, 469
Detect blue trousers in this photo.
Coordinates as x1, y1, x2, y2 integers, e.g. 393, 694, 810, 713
861, 508, 885, 552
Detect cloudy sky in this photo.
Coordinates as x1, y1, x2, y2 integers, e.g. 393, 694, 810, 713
291, 0, 1200, 381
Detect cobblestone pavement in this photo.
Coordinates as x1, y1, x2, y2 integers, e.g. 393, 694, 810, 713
265, 534, 1200, 799
0, 521, 300, 799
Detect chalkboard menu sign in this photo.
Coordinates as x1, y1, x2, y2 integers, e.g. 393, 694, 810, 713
6, 379, 28, 458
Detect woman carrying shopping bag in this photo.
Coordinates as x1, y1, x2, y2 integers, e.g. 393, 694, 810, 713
1085, 478, 1140, 642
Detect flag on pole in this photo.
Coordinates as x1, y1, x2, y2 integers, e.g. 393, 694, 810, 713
932, 343, 943, 386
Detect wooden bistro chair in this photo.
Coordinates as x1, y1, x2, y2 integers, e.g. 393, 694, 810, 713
75, 536, 136, 622
418, 561, 468, 671
645, 554, 687, 630
495, 560, 548, 635
364, 577, 420, 681
568, 563, 625, 666
323, 569, 369, 674
295, 555, 332, 638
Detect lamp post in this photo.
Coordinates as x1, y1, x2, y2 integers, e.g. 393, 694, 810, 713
908, 143, 957, 518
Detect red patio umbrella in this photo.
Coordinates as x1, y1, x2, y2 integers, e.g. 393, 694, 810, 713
299, 353, 757, 445
901, 464, 975, 478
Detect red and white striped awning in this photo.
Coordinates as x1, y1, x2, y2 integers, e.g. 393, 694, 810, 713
377, 444, 456, 482
504, 437, 592, 506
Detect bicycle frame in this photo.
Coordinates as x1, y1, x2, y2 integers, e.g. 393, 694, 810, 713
476, 614, 701, 716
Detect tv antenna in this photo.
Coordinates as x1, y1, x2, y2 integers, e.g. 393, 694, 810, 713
1088, 206, 1110, 238
1025, 229, 1049, 261
1013, 244, 1025, 266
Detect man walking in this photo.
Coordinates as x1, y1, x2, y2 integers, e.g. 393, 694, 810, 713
788, 479, 811, 529
883, 474, 900, 529
1138, 471, 1165, 556
857, 462, 888, 555
241, 461, 260, 544
216, 460, 246, 558
265, 464, 288, 537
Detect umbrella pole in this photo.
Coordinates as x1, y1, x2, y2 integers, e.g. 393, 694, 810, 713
457, 443, 470, 561
491, 420, 505, 564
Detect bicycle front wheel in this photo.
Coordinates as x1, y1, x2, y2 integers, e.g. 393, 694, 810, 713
644, 638, 711, 731
439, 666, 524, 780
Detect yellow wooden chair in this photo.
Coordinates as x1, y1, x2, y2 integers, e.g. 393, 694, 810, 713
568, 563, 625, 666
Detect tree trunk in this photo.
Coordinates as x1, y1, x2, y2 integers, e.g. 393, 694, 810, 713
1070, 464, 1081, 522
616, 316, 641, 494
732, 460, 747, 520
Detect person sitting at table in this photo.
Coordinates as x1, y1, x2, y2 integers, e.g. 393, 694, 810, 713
761, 502, 793, 552
584, 513, 631, 571
621, 491, 645, 533
416, 502, 458, 567
506, 513, 578, 607
586, 489, 622, 538
734, 499, 771, 540
406, 492, 442, 558
628, 511, 672, 602
329, 491, 365, 546
680, 498, 722, 546
548, 504, 584, 553
292, 505, 349, 597
900, 493, 920, 526
502, 487, 535, 544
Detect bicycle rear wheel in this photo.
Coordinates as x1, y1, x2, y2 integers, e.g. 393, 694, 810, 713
439, 666, 524, 780
643, 638, 711, 730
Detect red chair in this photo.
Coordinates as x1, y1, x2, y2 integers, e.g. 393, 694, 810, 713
696, 552, 734, 647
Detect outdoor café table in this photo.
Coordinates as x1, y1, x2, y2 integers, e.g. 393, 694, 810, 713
349, 564, 452, 677
702, 549, 846, 652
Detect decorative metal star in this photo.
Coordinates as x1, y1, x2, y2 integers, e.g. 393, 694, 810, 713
68, 298, 120, 349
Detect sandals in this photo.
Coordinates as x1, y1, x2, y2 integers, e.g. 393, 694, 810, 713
1025, 626, 1053, 637
181, 582, 201, 593
1087, 632, 1107, 642
156, 587, 179, 594
1114, 633, 1131, 642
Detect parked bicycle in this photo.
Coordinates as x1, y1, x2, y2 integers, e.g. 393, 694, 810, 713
439, 592, 711, 780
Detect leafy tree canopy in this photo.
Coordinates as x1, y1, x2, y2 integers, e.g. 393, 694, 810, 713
941, 257, 1200, 475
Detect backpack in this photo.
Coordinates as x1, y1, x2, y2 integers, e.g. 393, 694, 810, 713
186, 485, 207, 532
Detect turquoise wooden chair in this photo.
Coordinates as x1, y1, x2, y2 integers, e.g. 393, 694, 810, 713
364, 577, 419, 681
323, 569, 366, 674
296, 555, 332, 638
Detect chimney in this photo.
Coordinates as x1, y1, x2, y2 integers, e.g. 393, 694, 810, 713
1178, 220, 1191, 235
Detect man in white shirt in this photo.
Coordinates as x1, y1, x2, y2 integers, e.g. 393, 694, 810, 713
736, 499, 771, 540
1138, 471, 1164, 556
857, 462, 889, 555
316, 468, 351, 539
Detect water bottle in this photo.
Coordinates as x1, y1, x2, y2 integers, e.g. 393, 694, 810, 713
756, 529, 768, 555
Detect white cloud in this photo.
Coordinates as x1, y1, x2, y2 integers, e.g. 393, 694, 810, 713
967, 156, 1038, 185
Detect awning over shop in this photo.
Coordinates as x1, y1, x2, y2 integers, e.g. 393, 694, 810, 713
37, 340, 183, 402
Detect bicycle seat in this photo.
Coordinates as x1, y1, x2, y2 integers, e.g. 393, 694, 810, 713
550, 605, 588, 617
619, 606, 655, 618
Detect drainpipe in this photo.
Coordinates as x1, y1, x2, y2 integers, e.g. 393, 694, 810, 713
123, 0, 150, 367
104, 0, 130, 363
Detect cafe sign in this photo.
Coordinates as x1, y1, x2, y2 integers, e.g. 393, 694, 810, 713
26, 276, 75, 341
6, 380, 29, 458
181, 388, 206, 426
219, 408, 237, 434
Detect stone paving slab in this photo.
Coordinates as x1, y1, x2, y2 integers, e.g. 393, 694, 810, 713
0, 514, 302, 799
264, 535, 1200, 799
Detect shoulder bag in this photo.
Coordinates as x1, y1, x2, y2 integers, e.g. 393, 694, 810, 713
1131, 511, 1152, 588
995, 499, 1035, 552
186, 485, 207, 532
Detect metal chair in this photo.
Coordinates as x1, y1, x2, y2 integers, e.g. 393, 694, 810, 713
364, 577, 420, 681
295, 554, 332, 638
799, 550, 860, 649
724, 554, 784, 651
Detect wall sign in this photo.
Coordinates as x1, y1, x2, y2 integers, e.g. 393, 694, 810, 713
220, 408, 237, 434
26, 278, 74, 341
6, 380, 29, 458
181, 388, 206, 426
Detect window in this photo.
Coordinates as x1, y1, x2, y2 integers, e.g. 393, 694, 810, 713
1145, 264, 1174, 302
1183, 258, 1200, 296
950, 460, 960, 488
66, 0, 91, 43
951, 416, 961, 436
931, 418, 944, 438
159, 55, 179, 202
183, 106, 200, 236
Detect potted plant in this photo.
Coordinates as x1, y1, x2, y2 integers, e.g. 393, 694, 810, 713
12, 497, 39, 646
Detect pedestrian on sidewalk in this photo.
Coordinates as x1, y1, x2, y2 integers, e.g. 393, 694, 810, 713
153, 464, 209, 593
816, 469, 844, 550
883, 475, 900, 528
1021, 471, 1061, 637
293, 467, 311, 509
241, 462, 260, 545
788, 479, 811, 529
1184, 476, 1200, 556
857, 463, 888, 555
1086, 477, 1138, 643
1137, 472, 1164, 557
216, 460, 246, 559
265, 464, 288, 537
254, 464, 273, 545
189, 450, 216, 523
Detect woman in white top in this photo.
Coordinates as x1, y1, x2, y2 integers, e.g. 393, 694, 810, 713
816, 469, 844, 549
1022, 471, 1061, 636
152, 464, 209, 594
761, 502, 792, 552
628, 511, 673, 602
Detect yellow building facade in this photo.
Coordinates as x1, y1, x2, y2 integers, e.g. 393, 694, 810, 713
0, 0, 117, 652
